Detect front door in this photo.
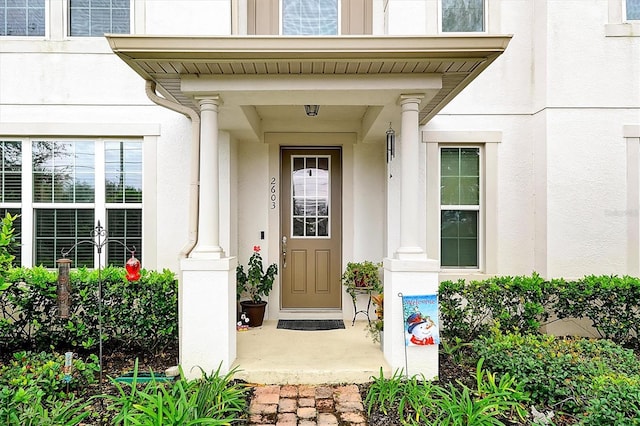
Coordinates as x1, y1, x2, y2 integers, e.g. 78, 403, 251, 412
280, 147, 342, 309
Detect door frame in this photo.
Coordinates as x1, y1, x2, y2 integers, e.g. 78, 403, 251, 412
265, 132, 357, 320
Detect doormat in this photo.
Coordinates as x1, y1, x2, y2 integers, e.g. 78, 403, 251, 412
277, 320, 345, 331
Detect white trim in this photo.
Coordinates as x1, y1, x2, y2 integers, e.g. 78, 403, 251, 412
423, 130, 502, 143
424, 130, 501, 274
624, 125, 640, 137
0, 123, 160, 137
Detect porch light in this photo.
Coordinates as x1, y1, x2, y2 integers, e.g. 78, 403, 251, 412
386, 123, 396, 163
304, 105, 320, 117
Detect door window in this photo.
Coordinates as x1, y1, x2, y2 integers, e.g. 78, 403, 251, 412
291, 155, 330, 238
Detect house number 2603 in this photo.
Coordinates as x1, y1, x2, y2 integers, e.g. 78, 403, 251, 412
270, 177, 277, 209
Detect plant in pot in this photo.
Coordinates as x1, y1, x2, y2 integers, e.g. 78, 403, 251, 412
341, 260, 383, 300
236, 245, 278, 327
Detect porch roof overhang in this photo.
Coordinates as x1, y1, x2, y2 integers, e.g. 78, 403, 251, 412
106, 35, 511, 143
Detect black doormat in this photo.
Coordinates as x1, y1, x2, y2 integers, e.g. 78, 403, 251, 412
277, 319, 345, 331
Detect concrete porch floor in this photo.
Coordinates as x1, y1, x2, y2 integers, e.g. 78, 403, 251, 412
232, 320, 391, 385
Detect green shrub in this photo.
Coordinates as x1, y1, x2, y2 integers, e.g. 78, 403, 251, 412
581, 373, 640, 426
0, 351, 99, 400
439, 273, 550, 342
474, 331, 640, 415
552, 275, 640, 348
0, 266, 178, 354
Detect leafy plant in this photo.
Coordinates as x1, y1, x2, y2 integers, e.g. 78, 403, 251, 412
581, 373, 640, 425
365, 360, 529, 426
0, 387, 92, 426
474, 330, 640, 415
236, 245, 278, 303
0, 351, 99, 400
102, 360, 248, 425
366, 293, 384, 343
342, 260, 382, 300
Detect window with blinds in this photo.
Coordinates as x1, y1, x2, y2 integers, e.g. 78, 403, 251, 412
283, 0, 338, 35
0, 0, 45, 36
28, 139, 142, 268
69, 0, 130, 37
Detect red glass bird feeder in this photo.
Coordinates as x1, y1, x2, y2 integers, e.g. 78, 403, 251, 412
126, 252, 141, 282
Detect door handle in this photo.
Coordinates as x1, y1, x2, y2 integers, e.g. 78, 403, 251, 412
282, 236, 287, 268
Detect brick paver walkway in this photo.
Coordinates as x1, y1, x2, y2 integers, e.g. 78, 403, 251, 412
248, 384, 367, 425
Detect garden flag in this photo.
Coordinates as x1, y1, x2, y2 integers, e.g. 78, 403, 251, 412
402, 294, 439, 346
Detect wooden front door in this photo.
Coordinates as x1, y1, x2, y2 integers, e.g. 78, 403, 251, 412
280, 147, 342, 309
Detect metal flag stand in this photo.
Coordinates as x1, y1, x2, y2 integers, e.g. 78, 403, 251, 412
398, 292, 409, 378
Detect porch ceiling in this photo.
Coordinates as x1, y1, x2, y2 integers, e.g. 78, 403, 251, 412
106, 35, 511, 143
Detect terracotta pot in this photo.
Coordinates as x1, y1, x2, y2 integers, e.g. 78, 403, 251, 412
239, 300, 268, 327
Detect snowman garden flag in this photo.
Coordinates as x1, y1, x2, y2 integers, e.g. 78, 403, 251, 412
402, 294, 439, 346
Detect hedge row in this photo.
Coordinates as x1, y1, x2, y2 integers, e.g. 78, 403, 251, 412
0, 266, 178, 355
439, 273, 640, 347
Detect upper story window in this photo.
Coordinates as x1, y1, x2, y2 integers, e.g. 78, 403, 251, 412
248, 0, 371, 35
0, 0, 45, 36
69, 0, 130, 37
441, 0, 485, 33
627, 0, 640, 20
282, 0, 338, 35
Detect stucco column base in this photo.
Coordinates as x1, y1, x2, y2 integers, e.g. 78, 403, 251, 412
382, 257, 439, 379
179, 256, 237, 380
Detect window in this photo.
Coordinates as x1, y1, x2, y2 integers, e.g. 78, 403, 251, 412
291, 155, 330, 237
627, 0, 640, 20
440, 147, 480, 268
441, 0, 485, 33
0, 138, 142, 268
69, 0, 130, 37
105, 141, 142, 265
282, 0, 338, 35
0, 141, 22, 265
0, 0, 45, 36
248, 0, 371, 35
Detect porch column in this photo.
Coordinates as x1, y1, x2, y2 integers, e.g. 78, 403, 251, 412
383, 93, 439, 380
179, 95, 236, 379
396, 94, 425, 260
192, 96, 225, 259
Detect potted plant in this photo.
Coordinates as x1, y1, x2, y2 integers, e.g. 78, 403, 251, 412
341, 260, 383, 300
236, 245, 278, 327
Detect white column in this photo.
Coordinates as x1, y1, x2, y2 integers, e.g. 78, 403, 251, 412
396, 94, 425, 260
192, 97, 225, 259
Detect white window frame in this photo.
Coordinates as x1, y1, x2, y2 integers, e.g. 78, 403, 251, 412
439, 146, 483, 270
279, 0, 342, 36
424, 130, 500, 275
438, 0, 488, 34
606, 0, 640, 36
